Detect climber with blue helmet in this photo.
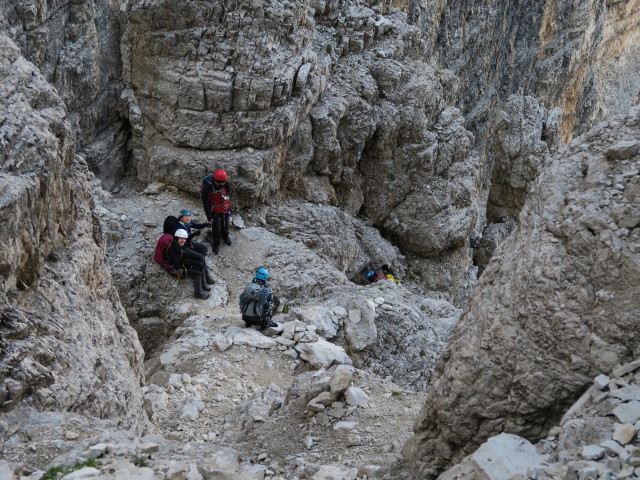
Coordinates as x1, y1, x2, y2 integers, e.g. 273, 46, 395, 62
238, 267, 280, 330
177, 209, 211, 256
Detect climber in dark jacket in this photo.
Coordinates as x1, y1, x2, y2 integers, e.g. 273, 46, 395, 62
166, 229, 212, 299
201, 169, 232, 255
177, 209, 210, 256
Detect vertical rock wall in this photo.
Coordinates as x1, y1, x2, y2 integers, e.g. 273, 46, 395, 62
409, 0, 640, 144
403, 106, 640, 478
0, 0, 130, 189
0, 35, 148, 432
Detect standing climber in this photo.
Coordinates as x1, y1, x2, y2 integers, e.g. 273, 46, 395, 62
239, 267, 280, 329
165, 229, 212, 300
177, 209, 211, 256
201, 169, 232, 255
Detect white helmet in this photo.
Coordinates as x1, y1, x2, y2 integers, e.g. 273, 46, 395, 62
174, 229, 189, 239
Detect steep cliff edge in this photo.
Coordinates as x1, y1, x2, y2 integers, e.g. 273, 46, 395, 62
0, 35, 148, 433
403, 105, 640, 478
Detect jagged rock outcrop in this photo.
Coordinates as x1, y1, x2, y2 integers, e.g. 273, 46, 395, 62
488, 95, 561, 222
409, 0, 640, 143
403, 105, 640, 478
437, 359, 640, 480
0, 35, 148, 432
0, 0, 130, 189
264, 202, 405, 281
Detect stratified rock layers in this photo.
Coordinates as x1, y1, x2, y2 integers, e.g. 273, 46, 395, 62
403, 106, 640, 478
0, 35, 147, 431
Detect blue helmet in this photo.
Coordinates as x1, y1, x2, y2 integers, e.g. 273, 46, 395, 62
179, 209, 191, 217
255, 268, 269, 281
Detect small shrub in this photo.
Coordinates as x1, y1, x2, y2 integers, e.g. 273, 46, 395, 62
391, 391, 402, 396
326, 44, 333, 54
131, 455, 149, 467
282, 304, 290, 314
44, 459, 102, 479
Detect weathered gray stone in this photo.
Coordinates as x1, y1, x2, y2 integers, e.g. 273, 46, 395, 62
612, 401, 640, 424
470, 433, 544, 480
405, 107, 640, 478
295, 338, 352, 369
344, 387, 369, 408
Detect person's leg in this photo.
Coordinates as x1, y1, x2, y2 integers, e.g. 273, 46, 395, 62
185, 249, 214, 284
184, 259, 210, 291
211, 214, 222, 254
222, 213, 231, 246
187, 269, 208, 298
192, 241, 208, 256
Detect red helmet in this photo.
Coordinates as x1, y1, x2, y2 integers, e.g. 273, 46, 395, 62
213, 169, 227, 181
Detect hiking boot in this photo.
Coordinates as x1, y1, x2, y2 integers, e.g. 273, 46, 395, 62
263, 321, 278, 329
224, 236, 232, 246
206, 277, 216, 285
212, 245, 220, 255
202, 284, 211, 291
195, 291, 210, 300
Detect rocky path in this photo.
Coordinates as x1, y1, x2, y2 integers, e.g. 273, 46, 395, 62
100, 181, 427, 478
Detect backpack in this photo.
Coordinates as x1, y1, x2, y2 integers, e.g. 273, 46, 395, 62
163, 215, 179, 235
239, 283, 262, 316
153, 234, 174, 270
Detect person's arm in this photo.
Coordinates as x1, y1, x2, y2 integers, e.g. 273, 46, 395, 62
200, 184, 213, 221
190, 221, 210, 229
166, 243, 183, 270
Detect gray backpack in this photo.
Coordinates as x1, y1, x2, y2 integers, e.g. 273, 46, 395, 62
239, 283, 262, 317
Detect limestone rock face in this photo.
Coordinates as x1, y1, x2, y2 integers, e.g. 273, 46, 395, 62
0, 35, 148, 432
410, 0, 640, 143
0, 0, 129, 189
264, 202, 404, 280
488, 95, 561, 222
403, 106, 640, 478
120, 0, 483, 294
437, 360, 640, 480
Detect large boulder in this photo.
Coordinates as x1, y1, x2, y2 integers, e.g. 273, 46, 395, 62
403, 105, 640, 478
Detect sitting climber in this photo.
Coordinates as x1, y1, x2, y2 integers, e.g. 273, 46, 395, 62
165, 229, 211, 300
365, 264, 400, 284
177, 209, 211, 256
239, 267, 280, 329
201, 169, 233, 255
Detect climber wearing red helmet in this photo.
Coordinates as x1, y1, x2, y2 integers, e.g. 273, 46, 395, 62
200, 169, 232, 255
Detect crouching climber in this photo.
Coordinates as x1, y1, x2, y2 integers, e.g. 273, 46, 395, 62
239, 268, 280, 329
166, 229, 212, 300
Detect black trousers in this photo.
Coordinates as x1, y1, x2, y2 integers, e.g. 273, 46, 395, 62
168, 263, 205, 295
190, 240, 208, 256
211, 212, 230, 248
184, 249, 213, 281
